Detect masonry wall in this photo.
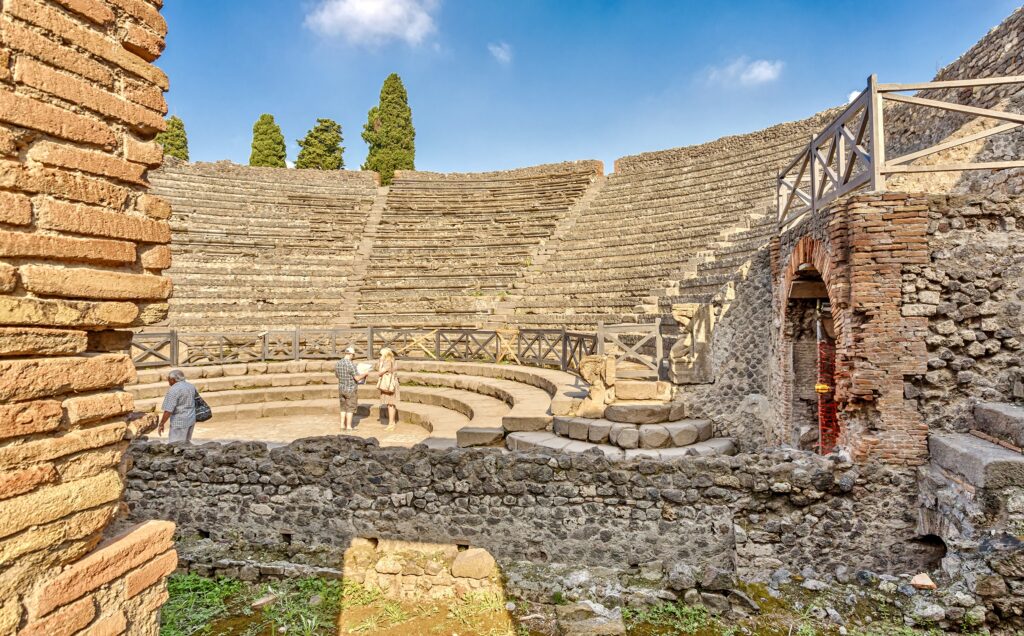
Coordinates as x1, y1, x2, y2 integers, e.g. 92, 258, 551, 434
906, 193, 1024, 431
123, 437, 937, 596
0, 0, 176, 632
772, 194, 932, 465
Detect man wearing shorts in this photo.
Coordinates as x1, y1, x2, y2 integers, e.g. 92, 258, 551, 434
335, 347, 367, 431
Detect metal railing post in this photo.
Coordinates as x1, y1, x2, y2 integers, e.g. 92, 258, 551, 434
868, 73, 886, 191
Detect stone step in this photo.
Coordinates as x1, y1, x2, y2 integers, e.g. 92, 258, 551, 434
505, 431, 736, 460
553, 416, 712, 449
603, 400, 686, 424
974, 402, 1024, 448
456, 427, 505, 448
929, 433, 1024, 488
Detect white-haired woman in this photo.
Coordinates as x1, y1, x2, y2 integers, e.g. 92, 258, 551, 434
376, 347, 400, 430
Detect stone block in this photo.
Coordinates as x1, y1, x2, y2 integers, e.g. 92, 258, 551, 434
52, 0, 115, 25
137, 193, 170, 219
0, 263, 15, 292
18, 595, 95, 636
0, 465, 58, 501
975, 402, 1024, 448
0, 327, 87, 356
31, 520, 175, 617
63, 391, 134, 426
0, 229, 136, 264
568, 418, 590, 441
125, 549, 177, 598
0, 87, 114, 146
612, 425, 639, 449
0, 190, 32, 225
929, 433, 1024, 488
140, 244, 172, 269
0, 421, 126, 470
456, 427, 504, 447
638, 424, 670, 449
20, 265, 171, 300
502, 414, 550, 432
604, 402, 672, 424
1, 18, 114, 87
587, 420, 611, 444
0, 354, 135, 402
123, 135, 163, 166
0, 470, 122, 541
86, 330, 133, 352
664, 421, 699, 447
0, 400, 63, 440
615, 380, 671, 401
28, 140, 146, 184
450, 548, 496, 579
0, 296, 139, 328
38, 199, 170, 243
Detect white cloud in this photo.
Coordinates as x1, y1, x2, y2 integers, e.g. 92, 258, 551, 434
847, 90, 863, 103
707, 56, 784, 87
286, 160, 295, 168
488, 41, 512, 65
304, 0, 438, 46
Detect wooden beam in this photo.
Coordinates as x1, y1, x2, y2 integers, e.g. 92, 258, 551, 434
877, 75, 1024, 92
887, 122, 1021, 165
882, 93, 1024, 125
868, 74, 886, 190
883, 160, 1024, 174
789, 280, 829, 299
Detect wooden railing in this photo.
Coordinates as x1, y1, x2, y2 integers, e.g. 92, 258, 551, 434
778, 73, 1024, 231
130, 326, 662, 376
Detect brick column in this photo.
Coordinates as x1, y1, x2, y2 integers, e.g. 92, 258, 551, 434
0, 0, 176, 632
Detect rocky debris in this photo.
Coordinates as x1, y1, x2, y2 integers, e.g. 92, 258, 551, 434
451, 548, 497, 579
555, 601, 625, 636
911, 573, 937, 590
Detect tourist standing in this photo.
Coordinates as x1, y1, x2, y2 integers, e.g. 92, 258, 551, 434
335, 346, 368, 431
376, 347, 400, 430
158, 369, 198, 444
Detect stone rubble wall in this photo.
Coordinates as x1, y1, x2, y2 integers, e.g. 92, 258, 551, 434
123, 437, 935, 599
150, 158, 380, 331
0, 0, 176, 632
906, 193, 1024, 431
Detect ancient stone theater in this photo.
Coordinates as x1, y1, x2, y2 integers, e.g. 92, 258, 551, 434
3, 1, 1024, 633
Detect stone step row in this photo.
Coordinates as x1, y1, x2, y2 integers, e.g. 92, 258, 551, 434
553, 416, 712, 449
505, 431, 737, 460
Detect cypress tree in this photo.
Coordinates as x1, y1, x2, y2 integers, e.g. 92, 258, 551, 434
249, 114, 287, 167
296, 118, 345, 170
155, 115, 189, 161
361, 73, 415, 184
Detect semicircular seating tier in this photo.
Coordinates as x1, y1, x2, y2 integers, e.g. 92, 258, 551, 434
353, 161, 604, 328
505, 111, 838, 331
150, 159, 380, 331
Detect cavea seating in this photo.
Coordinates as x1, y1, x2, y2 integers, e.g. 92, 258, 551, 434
509, 112, 836, 330
354, 162, 602, 328
151, 159, 380, 331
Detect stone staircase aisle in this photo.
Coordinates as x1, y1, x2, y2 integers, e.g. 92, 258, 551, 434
340, 185, 389, 326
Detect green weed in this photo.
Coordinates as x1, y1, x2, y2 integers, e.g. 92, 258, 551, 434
622, 601, 714, 633
160, 573, 245, 636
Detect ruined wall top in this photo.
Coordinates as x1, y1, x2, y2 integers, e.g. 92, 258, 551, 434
393, 159, 604, 181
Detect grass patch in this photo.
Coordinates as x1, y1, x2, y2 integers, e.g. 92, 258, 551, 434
622, 602, 714, 633
161, 574, 244, 636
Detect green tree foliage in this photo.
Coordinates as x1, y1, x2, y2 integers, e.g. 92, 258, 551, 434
361, 73, 415, 185
249, 113, 287, 167
295, 118, 345, 170
155, 115, 189, 161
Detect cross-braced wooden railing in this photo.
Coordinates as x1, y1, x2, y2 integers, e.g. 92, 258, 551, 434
778, 73, 1024, 231
130, 325, 663, 377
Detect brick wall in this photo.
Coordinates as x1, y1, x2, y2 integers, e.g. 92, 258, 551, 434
773, 194, 931, 465
0, 0, 176, 633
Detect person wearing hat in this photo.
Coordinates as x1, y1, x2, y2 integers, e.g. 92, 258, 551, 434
335, 346, 368, 431
376, 347, 400, 430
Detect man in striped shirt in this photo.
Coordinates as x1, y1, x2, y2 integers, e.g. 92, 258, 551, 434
158, 369, 198, 443
335, 347, 368, 431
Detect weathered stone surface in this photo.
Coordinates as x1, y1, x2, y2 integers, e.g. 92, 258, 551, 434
0, 470, 123, 540
86, 330, 133, 352
0, 421, 126, 470
0, 262, 15, 292
63, 392, 134, 426
929, 434, 1024, 488
455, 427, 504, 448
133, 302, 169, 326
139, 244, 172, 269
0, 327, 87, 356
0, 296, 139, 328
638, 424, 670, 449
0, 190, 32, 225
0, 354, 135, 402
37, 199, 170, 243
0, 229, 136, 264
20, 265, 172, 300
0, 465, 58, 501
604, 402, 673, 424
31, 520, 175, 617
450, 548, 497, 579
975, 403, 1024, 448
18, 595, 96, 636
0, 400, 63, 440
124, 549, 177, 598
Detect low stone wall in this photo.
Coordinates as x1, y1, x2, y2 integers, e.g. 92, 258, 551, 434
124, 437, 936, 602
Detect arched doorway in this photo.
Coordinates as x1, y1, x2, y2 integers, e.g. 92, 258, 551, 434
782, 252, 839, 454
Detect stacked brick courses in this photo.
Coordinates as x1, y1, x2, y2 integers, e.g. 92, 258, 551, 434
0, 0, 176, 632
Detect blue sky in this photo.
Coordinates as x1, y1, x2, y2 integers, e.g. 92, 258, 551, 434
161, 0, 1020, 173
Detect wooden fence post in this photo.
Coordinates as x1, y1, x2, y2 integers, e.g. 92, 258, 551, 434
170, 331, 179, 367
868, 73, 886, 191
292, 328, 300, 361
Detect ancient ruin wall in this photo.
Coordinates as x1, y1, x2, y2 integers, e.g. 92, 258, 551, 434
124, 437, 935, 593
773, 194, 932, 465
0, 0, 176, 632
907, 193, 1024, 431
150, 159, 380, 331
